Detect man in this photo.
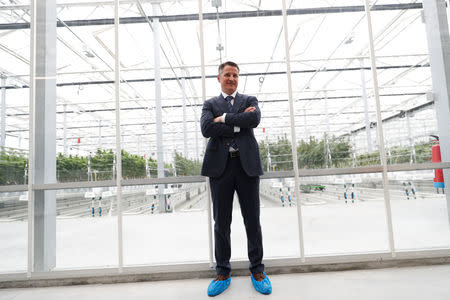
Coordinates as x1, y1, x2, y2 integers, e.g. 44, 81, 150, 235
201, 61, 272, 296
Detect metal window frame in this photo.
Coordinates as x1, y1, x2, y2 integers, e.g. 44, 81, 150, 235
1, 162, 449, 193
281, 0, 305, 262
26, 0, 36, 278
363, 0, 396, 257
114, 0, 124, 273
1, 249, 450, 287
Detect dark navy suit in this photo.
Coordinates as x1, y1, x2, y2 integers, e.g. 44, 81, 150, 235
201, 92, 264, 276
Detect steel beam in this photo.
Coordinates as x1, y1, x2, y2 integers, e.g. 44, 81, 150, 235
0, 4, 424, 30
1, 76, 5, 150
63, 104, 67, 155
1, 63, 431, 90
182, 77, 188, 157
360, 59, 373, 152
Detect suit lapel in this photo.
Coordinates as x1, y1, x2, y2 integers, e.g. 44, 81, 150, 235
217, 94, 229, 113
232, 93, 244, 113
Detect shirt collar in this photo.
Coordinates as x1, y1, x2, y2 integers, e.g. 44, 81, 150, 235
221, 91, 237, 99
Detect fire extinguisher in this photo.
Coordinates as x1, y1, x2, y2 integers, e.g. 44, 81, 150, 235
430, 135, 445, 193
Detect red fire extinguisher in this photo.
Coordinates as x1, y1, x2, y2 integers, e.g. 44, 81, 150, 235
430, 135, 445, 192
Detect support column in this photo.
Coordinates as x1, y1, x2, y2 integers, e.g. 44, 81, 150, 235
363, 0, 396, 256
423, 0, 450, 223
145, 155, 150, 178
63, 104, 67, 155
197, 0, 214, 267
281, 0, 305, 261
153, 4, 165, 212
137, 134, 141, 155
303, 109, 308, 139
1, 76, 6, 151
360, 58, 373, 153
323, 93, 332, 168
98, 120, 102, 150
195, 112, 199, 159
33, 0, 56, 272
405, 112, 416, 164
182, 77, 188, 158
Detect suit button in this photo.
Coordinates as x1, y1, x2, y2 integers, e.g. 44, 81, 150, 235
226, 142, 230, 146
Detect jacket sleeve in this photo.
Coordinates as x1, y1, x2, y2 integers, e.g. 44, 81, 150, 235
224, 96, 261, 128
201, 100, 235, 138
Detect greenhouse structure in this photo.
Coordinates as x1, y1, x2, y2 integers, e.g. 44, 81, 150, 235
0, 0, 449, 298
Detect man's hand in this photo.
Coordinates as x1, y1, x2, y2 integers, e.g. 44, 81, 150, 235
213, 116, 223, 123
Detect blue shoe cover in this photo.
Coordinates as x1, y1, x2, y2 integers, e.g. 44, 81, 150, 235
207, 277, 231, 296
251, 272, 272, 295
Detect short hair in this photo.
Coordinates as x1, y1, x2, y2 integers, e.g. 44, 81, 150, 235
218, 61, 240, 75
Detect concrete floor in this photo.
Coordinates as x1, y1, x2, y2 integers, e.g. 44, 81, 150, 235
1, 264, 450, 300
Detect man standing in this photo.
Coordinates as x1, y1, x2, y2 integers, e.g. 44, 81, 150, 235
201, 61, 272, 296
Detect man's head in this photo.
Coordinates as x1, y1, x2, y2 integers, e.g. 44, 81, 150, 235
218, 61, 239, 95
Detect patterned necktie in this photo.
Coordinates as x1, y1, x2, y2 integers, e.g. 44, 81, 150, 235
225, 95, 233, 112
225, 96, 238, 150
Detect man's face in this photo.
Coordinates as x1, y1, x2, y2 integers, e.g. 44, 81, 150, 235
218, 65, 239, 95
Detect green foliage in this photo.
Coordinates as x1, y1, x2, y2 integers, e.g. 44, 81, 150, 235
388, 146, 412, 165
259, 136, 293, 171
260, 135, 352, 170
386, 142, 433, 165
0, 150, 27, 185
297, 136, 325, 169
57, 149, 158, 181
1, 148, 158, 184
356, 151, 380, 166
297, 135, 352, 168
91, 149, 114, 179
0, 141, 437, 185
354, 142, 433, 167
328, 137, 352, 167
57, 153, 88, 182
174, 151, 202, 176
121, 150, 148, 179
414, 142, 433, 163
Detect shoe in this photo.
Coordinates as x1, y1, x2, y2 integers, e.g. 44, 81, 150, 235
251, 272, 272, 295
207, 274, 231, 297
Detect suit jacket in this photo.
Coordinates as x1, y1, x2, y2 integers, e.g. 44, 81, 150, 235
200, 92, 264, 178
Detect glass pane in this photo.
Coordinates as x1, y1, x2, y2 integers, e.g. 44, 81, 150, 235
259, 178, 300, 258
301, 174, 389, 255
123, 182, 209, 265
120, 1, 208, 266
0, 190, 28, 272
0, 0, 31, 273
287, 0, 375, 168
389, 169, 450, 250
0, 0, 30, 186
118, 1, 203, 179
55, 186, 118, 269
56, 1, 116, 183
369, 1, 433, 167
367, 0, 450, 249
55, 0, 118, 270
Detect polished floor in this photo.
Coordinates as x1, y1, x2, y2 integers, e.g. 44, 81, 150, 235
1, 264, 450, 300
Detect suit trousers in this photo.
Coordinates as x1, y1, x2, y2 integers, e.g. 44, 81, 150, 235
209, 154, 264, 276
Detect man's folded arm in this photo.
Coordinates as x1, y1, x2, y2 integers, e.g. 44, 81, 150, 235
201, 102, 235, 138
224, 97, 261, 128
